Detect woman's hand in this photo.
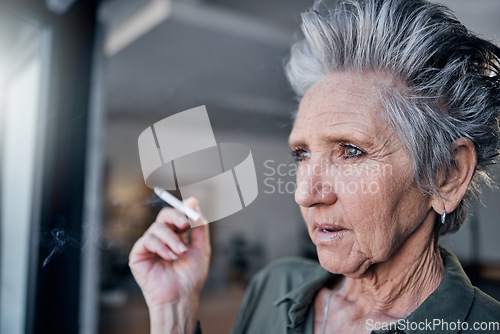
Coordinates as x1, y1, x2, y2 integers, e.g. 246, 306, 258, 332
129, 197, 211, 333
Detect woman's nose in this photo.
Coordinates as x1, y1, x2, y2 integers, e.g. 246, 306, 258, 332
295, 161, 337, 207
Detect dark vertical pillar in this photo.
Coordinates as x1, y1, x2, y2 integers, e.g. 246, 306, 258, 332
5, 1, 100, 333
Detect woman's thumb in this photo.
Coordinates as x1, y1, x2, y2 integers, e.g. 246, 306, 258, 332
183, 197, 210, 251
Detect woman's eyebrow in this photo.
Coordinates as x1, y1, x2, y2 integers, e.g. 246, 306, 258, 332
322, 130, 375, 147
288, 131, 307, 147
288, 138, 304, 148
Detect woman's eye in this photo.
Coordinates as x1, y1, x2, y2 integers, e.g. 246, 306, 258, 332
341, 144, 364, 159
291, 148, 310, 162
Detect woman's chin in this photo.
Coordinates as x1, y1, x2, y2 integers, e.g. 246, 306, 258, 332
316, 247, 348, 274
315, 246, 366, 277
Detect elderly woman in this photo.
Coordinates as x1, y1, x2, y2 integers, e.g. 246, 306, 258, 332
129, 0, 500, 333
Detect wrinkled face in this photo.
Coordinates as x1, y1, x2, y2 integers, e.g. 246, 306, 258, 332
289, 72, 433, 277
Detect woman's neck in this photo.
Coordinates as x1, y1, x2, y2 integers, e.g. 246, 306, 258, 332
336, 226, 444, 319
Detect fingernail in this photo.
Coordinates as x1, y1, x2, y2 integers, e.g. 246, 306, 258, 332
177, 216, 189, 226
178, 243, 188, 253
168, 251, 178, 259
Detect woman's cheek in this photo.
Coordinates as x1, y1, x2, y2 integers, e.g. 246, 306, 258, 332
336, 170, 380, 198
339, 173, 387, 235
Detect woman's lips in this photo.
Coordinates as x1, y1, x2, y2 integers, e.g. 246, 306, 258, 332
314, 223, 348, 243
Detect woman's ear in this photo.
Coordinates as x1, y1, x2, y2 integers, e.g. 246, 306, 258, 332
431, 138, 477, 214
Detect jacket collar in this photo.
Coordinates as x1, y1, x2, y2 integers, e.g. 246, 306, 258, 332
273, 248, 475, 334
383, 248, 475, 334
274, 264, 336, 330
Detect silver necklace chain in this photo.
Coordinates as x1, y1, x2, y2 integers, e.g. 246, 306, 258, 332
321, 289, 335, 334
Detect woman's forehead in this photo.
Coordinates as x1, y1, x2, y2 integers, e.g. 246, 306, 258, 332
289, 72, 394, 143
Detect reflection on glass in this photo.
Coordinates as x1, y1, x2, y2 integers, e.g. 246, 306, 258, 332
0, 12, 45, 334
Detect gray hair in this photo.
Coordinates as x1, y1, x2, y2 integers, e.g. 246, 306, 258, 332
285, 0, 500, 234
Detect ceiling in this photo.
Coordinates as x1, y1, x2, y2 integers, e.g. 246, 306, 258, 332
102, 0, 500, 124
101, 0, 500, 177
102, 0, 312, 127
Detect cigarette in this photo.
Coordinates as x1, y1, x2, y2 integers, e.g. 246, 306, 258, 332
153, 187, 201, 222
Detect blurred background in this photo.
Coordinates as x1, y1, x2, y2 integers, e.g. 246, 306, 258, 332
0, 0, 499, 333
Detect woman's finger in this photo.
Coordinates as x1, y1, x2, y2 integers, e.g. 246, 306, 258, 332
156, 207, 190, 230
141, 231, 179, 260
148, 221, 188, 255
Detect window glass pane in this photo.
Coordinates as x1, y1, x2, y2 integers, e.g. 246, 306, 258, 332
0, 13, 44, 334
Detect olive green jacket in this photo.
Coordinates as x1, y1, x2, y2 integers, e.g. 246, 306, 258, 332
198, 248, 500, 333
